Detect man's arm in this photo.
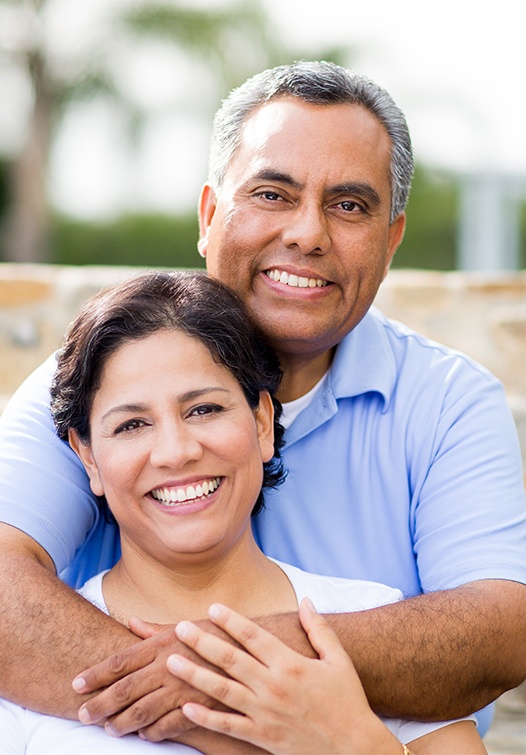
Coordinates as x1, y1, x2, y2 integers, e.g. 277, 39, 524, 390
74, 576, 526, 741
0, 524, 139, 716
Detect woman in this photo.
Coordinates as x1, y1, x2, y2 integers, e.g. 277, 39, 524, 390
0, 271, 485, 754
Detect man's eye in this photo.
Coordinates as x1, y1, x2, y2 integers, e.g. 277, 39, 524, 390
115, 419, 145, 434
256, 191, 281, 201
339, 200, 363, 212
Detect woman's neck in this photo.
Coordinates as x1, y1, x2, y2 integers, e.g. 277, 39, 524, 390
102, 532, 297, 626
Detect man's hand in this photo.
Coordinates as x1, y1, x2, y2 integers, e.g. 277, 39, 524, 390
73, 618, 231, 740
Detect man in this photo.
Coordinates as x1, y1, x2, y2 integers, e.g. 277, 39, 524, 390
0, 61, 525, 745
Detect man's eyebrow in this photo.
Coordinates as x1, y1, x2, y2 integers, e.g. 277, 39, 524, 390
328, 182, 382, 208
249, 169, 303, 191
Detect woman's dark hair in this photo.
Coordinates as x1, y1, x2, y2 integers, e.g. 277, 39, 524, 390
51, 270, 286, 516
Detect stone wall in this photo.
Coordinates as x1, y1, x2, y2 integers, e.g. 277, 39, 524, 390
1, 263, 526, 467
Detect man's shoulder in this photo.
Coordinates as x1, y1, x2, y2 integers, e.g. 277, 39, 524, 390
326, 308, 502, 418
359, 307, 497, 382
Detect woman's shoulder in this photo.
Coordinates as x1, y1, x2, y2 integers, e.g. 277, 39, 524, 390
269, 559, 404, 613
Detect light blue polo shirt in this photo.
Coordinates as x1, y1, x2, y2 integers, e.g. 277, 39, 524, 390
253, 307, 526, 597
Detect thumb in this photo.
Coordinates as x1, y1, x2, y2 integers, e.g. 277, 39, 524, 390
128, 615, 167, 639
298, 598, 350, 663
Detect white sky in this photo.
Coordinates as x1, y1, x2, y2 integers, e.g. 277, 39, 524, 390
3, 0, 525, 219
267, 0, 526, 176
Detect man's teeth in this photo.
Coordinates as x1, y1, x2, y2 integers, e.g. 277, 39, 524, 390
151, 477, 221, 506
266, 269, 327, 288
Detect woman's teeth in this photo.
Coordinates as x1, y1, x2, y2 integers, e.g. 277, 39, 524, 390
151, 477, 221, 506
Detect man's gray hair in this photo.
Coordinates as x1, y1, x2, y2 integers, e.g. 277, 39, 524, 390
208, 60, 414, 222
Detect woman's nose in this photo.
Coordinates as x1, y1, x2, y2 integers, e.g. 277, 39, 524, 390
149, 421, 203, 469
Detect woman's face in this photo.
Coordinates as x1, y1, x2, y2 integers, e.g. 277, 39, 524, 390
70, 329, 275, 567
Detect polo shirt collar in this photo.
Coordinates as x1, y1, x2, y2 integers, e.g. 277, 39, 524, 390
284, 307, 397, 446
329, 306, 397, 411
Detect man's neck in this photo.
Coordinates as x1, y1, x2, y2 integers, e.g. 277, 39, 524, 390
276, 347, 335, 403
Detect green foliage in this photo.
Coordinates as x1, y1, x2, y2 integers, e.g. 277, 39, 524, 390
50, 212, 203, 269
393, 165, 458, 270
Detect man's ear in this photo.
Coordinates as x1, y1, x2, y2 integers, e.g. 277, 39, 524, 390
255, 392, 276, 463
383, 212, 406, 278
197, 183, 217, 259
68, 429, 104, 497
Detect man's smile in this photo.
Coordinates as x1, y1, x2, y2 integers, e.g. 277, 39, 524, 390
265, 268, 329, 288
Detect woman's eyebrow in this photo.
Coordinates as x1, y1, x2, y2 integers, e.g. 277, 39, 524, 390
100, 388, 231, 422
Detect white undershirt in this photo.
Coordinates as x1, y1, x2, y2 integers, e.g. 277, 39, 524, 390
280, 371, 329, 428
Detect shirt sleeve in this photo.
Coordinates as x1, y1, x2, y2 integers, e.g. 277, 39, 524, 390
409, 358, 526, 592
0, 355, 100, 577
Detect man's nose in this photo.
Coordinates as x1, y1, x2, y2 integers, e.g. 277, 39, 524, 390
281, 202, 330, 255
149, 421, 203, 468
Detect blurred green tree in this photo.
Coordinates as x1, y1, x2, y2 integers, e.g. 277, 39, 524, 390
393, 165, 458, 270
0, 0, 288, 263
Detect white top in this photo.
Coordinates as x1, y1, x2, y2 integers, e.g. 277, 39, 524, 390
280, 372, 328, 428
0, 561, 473, 752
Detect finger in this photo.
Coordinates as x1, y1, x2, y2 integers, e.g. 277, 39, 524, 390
72, 642, 155, 695
298, 598, 352, 664
181, 702, 257, 745
129, 616, 166, 639
73, 627, 175, 694
137, 708, 197, 743
205, 603, 297, 666
78, 665, 164, 724
101, 688, 190, 738
175, 619, 267, 683
167, 653, 256, 715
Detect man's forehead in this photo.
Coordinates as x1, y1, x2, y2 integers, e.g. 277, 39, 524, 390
241, 96, 386, 138
223, 97, 392, 188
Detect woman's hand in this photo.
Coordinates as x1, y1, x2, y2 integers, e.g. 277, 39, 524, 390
167, 598, 401, 755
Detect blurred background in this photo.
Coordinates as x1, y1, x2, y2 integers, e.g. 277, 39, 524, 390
0, 0, 525, 271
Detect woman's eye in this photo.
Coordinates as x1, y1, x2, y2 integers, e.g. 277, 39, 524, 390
115, 419, 146, 434
189, 404, 223, 418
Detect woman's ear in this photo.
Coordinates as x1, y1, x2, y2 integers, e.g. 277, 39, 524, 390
68, 429, 104, 497
255, 392, 276, 463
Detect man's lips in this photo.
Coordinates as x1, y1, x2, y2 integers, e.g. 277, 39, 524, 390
264, 268, 329, 289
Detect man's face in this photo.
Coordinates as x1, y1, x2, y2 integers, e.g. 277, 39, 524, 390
199, 98, 406, 361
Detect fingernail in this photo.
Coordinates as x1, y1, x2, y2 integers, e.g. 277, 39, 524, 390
105, 722, 117, 737
72, 676, 86, 693
167, 654, 184, 672
78, 706, 92, 725
208, 603, 222, 619
175, 620, 191, 639
304, 597, 318, 612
